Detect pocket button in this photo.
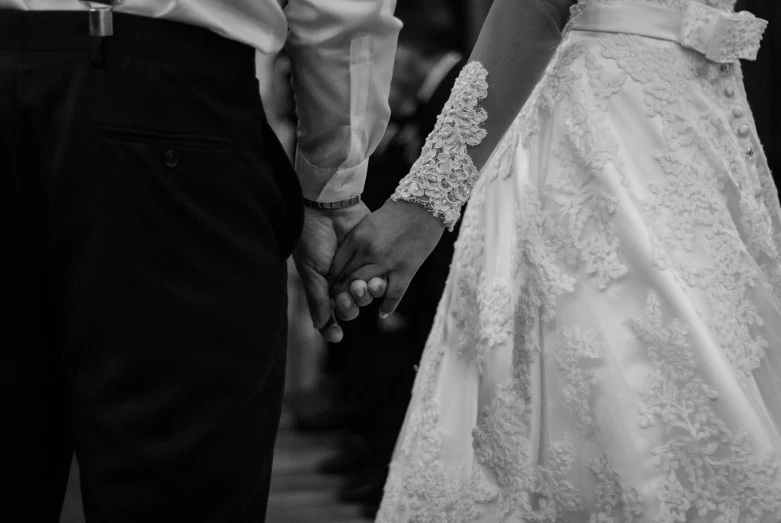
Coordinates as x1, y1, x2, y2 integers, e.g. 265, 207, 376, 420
164, 149, 180, 168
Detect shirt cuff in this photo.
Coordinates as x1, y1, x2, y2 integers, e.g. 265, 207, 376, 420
295, 152, 369, 202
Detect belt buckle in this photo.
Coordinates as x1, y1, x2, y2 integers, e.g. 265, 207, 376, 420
81, 1, 120, 37
680, 1, 768, 63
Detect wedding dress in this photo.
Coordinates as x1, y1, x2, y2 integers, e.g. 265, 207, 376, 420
376, 0, 781, 521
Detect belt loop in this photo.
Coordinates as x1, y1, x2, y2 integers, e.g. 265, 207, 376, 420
81, 1, 118, 66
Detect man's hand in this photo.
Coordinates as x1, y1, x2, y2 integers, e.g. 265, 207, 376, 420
293, 203, 370, 343
329, 199, 446, 318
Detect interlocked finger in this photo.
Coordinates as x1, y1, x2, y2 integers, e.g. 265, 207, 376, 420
349, 279, 373, 307
319, 312, 344, 343
334, 292, 359, 321
367, 277, 387, 299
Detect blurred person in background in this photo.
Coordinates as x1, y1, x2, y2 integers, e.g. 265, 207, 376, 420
311, 0, 469, 517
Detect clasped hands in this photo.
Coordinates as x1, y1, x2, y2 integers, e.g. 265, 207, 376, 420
292, 198, 446, 343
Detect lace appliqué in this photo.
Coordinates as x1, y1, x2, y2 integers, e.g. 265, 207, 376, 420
627, 291, 781, 522
588, 453, 644, 523
451, 177, 489, 369
454, 277, 514, 375
391, 61, 488, 231
556, 326, 602, 431
377, 400, 496, 523
479, 281, 514, 373
512, 192, 577, 323
680, 2, 767, 63
533, 47, 630, 292
472, 381, 582, 522
599, 35, 774, 380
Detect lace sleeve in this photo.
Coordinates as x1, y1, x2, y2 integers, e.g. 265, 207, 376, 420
391, 62, 489, 231
390, 0, 575, 231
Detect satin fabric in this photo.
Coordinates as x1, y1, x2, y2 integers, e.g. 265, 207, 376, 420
572, 1, 767, 63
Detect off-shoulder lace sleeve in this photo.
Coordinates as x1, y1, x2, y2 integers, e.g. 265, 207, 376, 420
391, 62, 489, 230
390, 0, 576, 230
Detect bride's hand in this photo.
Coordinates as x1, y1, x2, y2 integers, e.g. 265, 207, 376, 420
329, 199, 446, 318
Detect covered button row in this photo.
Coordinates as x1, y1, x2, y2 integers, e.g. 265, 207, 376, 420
724, 81, 755, 161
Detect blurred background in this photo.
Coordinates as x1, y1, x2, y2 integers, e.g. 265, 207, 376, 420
59, 1, 780, 522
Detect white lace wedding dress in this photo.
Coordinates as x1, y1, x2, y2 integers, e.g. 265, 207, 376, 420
377, 0, 781, 521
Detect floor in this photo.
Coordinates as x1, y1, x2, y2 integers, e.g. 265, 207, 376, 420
58, 409, 371, 523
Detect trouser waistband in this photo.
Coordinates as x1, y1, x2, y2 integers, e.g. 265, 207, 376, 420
0, 9, 256, 79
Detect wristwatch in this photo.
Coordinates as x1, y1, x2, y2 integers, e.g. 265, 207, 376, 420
303, 195, 362, 210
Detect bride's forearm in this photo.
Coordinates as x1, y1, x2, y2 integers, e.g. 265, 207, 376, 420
467, 0, 574, 171
392, 0, 575, 230
339, 0, 578, 315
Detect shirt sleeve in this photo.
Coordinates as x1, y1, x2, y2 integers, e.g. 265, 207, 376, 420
284, 0, 402, 203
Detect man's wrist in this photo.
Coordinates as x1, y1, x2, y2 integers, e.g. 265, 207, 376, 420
305, 201, 371, 239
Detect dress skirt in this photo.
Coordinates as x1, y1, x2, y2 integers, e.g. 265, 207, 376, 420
376, 17, 781, 523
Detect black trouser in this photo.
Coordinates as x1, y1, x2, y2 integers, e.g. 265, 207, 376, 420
0, 10, 302, 522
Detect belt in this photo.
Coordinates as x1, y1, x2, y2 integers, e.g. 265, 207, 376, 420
570, 1, 768, 63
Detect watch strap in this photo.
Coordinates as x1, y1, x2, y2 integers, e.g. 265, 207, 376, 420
303, 194, 362, 210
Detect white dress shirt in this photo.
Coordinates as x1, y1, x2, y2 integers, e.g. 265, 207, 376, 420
2, 0, 401, 202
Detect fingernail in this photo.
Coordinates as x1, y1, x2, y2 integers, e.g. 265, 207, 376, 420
356, 287, 365, 298
379, 311, 389, 319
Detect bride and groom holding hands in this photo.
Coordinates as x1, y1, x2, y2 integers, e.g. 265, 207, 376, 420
6, 0, 781, 521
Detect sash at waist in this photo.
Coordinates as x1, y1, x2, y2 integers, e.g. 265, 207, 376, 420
569, 1, 767, 63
